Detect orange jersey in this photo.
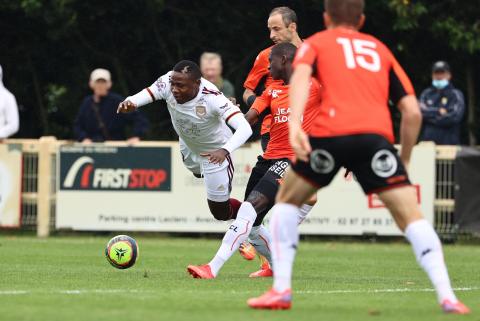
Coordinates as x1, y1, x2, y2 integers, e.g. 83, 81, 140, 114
252, 79, 322, 160
244, 46, 283, 135
293, 28, 415, 143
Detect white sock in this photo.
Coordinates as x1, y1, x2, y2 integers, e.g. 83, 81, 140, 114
249, 225, 272, 265
298, 204, 313, 225
270, 203, 299, 292
405, 219, 457, 303
208, 202, 257, 276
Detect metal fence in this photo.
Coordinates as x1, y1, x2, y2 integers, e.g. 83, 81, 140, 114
434, 146, 460, 240
7, 138, 463, 239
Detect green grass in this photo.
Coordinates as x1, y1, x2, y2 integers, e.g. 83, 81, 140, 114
0, 236, 478, 321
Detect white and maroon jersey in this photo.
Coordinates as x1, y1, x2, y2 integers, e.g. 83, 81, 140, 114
128, 71, 242, 155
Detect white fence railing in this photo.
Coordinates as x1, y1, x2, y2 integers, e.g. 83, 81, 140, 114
4, 138, 460, 238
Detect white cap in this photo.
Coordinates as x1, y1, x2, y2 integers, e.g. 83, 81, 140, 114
90, 68, 111, 82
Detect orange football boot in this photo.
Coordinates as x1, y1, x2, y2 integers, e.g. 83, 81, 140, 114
247, 288, 292, 310
441, 299, 470, 314
187, 264, 215, 279
239, 242, 257, 260
249, 258, 273, 278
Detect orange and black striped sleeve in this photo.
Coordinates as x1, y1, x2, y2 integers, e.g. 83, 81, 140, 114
388, 54, 415, 105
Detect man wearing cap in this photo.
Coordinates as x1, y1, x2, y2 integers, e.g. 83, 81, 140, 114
419, 61, 465, 145
74, 68, 148, 143
0, 64, 19, 142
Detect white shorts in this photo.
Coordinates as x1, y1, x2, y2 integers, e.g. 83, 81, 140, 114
180, 140, 234, 202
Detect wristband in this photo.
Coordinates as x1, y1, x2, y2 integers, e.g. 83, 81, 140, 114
246, 95, 256, 107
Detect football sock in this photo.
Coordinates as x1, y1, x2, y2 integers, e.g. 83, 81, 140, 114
208, 202, 256, 276
270, 203, 299, 292
229, 198, 242, 219
249, 225, 272, 265
298, 204, 313, 225
405, 219, 457, 303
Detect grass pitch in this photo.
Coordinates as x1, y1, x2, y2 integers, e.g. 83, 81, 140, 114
0, 235, 478, 321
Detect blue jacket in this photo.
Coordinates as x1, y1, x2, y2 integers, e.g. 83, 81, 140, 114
419, 84, 465, 145
74, 92, 149, 142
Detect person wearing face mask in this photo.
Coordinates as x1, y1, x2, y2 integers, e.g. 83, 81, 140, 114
419, 61, 465, 145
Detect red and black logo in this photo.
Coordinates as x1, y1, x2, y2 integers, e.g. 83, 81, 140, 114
59, 146, 171, 191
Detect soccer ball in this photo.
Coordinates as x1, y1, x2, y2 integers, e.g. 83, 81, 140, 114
105, 235, 139, 269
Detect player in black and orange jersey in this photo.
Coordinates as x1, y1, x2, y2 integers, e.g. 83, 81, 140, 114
249, 0, 470, 314
239, 5, 304, 266
187, 43, 321, 280
243, 6, 303, 152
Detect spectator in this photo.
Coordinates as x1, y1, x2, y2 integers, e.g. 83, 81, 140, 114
0, 64, 19, 142
74, 68, 148, 143
419, 61, 465, 145
200, 52, 235, 99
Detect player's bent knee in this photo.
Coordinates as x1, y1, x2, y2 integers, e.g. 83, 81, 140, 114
207, 199, 231, 221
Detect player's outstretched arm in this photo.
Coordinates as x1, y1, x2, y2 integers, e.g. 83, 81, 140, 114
118, 74, 169, 114
289, 64, 313, 162
397, 95, 422, 170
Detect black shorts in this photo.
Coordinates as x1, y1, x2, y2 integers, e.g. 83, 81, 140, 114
292, 134, 411, 194
244, 156, 290, 226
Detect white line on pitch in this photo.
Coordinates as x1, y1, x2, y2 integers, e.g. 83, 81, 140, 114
0, 287, 478, 296
297, 287, 480, 294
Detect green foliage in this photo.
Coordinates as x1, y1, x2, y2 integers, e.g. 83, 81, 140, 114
389, 0, 480, 54
0, 0, 479, 142
388, 0, 428, 30
433, 18, 480, 54
45, 84, 67, 114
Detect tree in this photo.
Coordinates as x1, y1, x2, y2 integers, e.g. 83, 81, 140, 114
389, 0, 480, 144
0, 0, 479, 143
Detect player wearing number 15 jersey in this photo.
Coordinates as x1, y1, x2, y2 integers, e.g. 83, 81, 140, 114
249, 0, 470, 314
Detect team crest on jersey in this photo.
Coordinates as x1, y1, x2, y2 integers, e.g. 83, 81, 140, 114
155, 78, 166, 91
269, 89, 283, 99
195, 105, 207, 117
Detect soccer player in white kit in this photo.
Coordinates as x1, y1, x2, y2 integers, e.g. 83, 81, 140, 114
118, 60, 257, 276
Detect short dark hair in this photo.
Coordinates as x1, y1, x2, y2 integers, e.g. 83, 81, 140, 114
324, 0, 364, 26
173, 60, 202, 80
271, 43, 297, 62
269, 6, 297, 27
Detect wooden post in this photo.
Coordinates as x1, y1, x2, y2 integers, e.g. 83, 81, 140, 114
37, 136, 56, 237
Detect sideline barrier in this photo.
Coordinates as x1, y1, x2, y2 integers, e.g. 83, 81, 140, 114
3, 138, 459, 238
